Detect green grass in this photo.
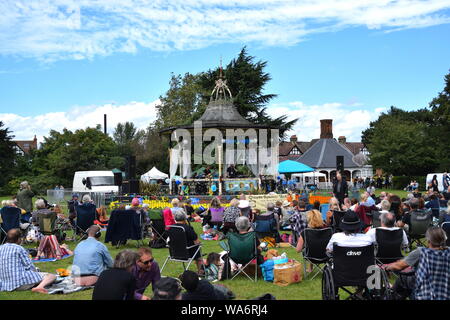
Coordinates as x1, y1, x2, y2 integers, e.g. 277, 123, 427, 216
0, 189, 413, 300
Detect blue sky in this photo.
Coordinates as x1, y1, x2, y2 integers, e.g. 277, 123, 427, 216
1, 1, 450, 142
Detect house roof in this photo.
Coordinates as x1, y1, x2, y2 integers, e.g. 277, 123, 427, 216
295, 138, 361, 168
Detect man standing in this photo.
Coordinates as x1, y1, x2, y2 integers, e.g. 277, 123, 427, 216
131, 247, 161, 300
16, 181, 35, 223
226, 164, 237, 178
333, 172, 348, 206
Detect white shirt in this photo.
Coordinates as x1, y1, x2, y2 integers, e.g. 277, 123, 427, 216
326, 233, 374, 252
366, 227, 409, 247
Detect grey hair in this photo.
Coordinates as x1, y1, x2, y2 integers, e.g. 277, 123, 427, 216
380, 212, 395, 228
20, 181, 29, 190
35, 199, 46, 209
229, 198, 239, 207
113, 250, 140, 270
380, 200, 391, 211
5, 200, 14, 206
142, 203, 149, 209
174, 210, 187, 222
267, 202, 275, 211
235, 216, 250, 232
1, 200, 6, 207
82, 194, 91, 202
425, 226, 448, 249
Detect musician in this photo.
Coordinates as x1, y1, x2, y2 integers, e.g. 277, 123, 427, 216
226, 164, 237, 178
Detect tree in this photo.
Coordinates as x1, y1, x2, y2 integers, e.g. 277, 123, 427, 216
428, 70, 450, 171
113, 122, 146, 158
0, 122, 16, 193
155, 47, 298, 138
365, 117, 438, 175
31, 127, 122, 190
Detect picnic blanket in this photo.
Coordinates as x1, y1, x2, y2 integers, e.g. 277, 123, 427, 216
33, 254, 73, 263
46, 276, 94, 295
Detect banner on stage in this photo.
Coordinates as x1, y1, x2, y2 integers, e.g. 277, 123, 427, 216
225, 179, 259, 192
248, 194, 288, 210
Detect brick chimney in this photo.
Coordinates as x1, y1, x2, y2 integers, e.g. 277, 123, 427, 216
320, 119, 333, 139
290, 135, 298, 144
338, 136, 346, 144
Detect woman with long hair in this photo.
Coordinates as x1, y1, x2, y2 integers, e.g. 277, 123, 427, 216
326, 197, 341, 226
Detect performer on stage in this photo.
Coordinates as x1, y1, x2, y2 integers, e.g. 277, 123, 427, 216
226, 164, 237, 178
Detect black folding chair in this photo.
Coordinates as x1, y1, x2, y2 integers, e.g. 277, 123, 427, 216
322, 244, 392, 300
161, 225, 202, 274
302, 228, 332, 280
149, 210, 168, 247
375, 228, 404, 265
104, 210, 142, 248
0, 207, 21, 244
441, 222, 450, 246
408, 211, 432, 248
331, 210, 346, 233
74, 204, 97, 242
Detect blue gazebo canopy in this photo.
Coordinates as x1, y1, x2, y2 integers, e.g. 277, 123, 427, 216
278, 160, 314, 174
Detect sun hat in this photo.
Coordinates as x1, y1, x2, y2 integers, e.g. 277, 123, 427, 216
340, 210, 363, 232
238, 200, 250, 208
282, 200, 290, 207
131, 197, 140, 206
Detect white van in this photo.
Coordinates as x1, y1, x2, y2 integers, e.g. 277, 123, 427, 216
426, 173, 449, 193
72, 171, 119, 193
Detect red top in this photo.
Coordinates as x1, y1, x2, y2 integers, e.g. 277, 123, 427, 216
163, 208, 176, 230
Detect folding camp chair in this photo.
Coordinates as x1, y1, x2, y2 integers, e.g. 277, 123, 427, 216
302, 228, 333, 280
74, 204, 97, 242
0, 207, 21, 244
408, 211, 432, 248
149, 210, 168, 247
375, 228, 404, 265
221, 231, 259, 281
104, 210, 142, 248
160, 225, 202, 274
441, 222, 450, 246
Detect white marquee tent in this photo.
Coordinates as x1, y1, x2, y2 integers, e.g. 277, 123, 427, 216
140, 167, 169, 183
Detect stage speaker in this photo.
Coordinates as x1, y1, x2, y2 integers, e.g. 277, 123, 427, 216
129, 179, 140, 194
125, 155, 136, 180
336, 155, 344, 173
114, 172, 123, 186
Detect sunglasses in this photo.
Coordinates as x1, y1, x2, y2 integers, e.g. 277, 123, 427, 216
140, 258, 154, 265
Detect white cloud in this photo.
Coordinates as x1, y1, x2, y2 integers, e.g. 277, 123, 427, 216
1, 0, 449, 61
1, 100, 160, 143
267, 101, 387, 142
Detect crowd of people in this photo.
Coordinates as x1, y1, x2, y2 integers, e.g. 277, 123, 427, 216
1, 177, 450, 300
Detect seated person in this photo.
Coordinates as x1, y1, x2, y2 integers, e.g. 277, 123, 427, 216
152, 277, 182, 300
0, 229, 56, 293
325, 197, 341, 226
95, 206, 109, 226
234, 216, 264, 265
397, 198, 430, 230
326, 210, 374, 253
204, 252, 221, 282
92, 250, 140, 300
31, 199, 53, 227
182, 199, 195, 221
366, 212, 409, 248
295, 209, 327, 273
163, 207, 176, 230
72, 225, 114, 286
170, 211, 204, 274
180, 270, 226, 300
222, 199, 241, 234
386, 227, 450, 300
35, 235, 73, 260
131, 247, 161, 300
253, 203, 279, 239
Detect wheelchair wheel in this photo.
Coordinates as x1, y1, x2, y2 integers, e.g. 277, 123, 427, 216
322, 265, 336, 300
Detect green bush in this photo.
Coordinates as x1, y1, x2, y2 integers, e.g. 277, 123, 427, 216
392, 176, 427, 191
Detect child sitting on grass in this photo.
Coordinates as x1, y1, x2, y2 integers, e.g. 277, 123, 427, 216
204, 252, 221, 282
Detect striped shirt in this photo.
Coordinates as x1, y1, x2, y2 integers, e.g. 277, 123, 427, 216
0, 243, 43, 291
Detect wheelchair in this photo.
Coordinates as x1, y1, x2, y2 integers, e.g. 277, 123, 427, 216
322, 244, 393, 300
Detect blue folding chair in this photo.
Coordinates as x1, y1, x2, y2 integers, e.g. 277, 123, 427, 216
0, 207, 21, 244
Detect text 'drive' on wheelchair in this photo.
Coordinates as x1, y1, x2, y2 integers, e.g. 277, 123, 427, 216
322, 244, 393, 300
